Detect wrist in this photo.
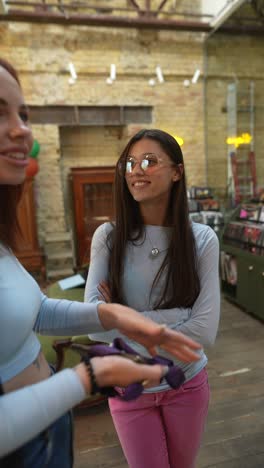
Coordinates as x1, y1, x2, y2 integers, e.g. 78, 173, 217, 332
98, 303, 118, 330
82, 356, 117, 397
75, 363, 92, 395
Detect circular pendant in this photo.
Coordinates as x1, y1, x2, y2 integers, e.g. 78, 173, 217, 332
151, 247, 159, 257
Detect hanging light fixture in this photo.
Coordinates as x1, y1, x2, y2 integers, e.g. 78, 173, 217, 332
68, 62, 77, 85
191, 68, 200, 84
156, 65, 165, 84
106, 64, 116, 84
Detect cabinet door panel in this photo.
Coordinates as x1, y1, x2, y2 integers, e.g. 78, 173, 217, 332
237, 258, 257, 313
254, 265, 264, 320
71, 167, 115, 267
14, 179, 44, 274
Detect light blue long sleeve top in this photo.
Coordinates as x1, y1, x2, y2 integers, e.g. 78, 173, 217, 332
85, 222, 220, 390
0, 246, 105, 457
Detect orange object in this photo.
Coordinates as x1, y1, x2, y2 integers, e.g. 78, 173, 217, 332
26, 158, 39, 178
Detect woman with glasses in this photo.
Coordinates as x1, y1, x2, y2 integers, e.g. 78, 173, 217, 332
85, 128, 220, 468
0, 60, 201, 467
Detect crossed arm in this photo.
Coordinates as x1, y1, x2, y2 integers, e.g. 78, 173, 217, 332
85, 223, 220, 348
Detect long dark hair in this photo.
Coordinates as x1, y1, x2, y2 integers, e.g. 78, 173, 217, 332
0, 58, 24, 250
108, 128, 200, 309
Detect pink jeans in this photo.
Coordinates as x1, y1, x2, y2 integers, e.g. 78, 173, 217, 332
109, 368, 209, 468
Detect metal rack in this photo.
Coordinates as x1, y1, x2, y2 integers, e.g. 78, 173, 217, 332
227, 81, 257, 205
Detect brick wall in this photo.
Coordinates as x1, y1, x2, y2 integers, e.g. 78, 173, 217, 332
205, 34, 264, 201
0, 22, 205, 242
1, 21, 263, 244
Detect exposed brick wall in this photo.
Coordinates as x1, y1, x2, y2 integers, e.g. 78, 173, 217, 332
1, 20, 263, 243
0, 22, 205, 242
205, 34, 264, 201
32, 125, 66, 238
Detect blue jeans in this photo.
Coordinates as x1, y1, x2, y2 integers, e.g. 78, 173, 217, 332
0, 411, 73, 468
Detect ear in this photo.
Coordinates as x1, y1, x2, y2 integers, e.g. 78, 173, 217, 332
172, 163, 184, 182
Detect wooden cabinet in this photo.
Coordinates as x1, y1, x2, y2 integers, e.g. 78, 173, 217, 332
70, 167, 115, 267
14, 178, 45, 276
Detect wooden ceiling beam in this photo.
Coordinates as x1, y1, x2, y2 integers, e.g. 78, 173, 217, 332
0, 9, 211, 31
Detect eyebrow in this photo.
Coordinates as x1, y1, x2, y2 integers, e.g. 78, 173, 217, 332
0, 98, 29, 112
0, 98, 8, 106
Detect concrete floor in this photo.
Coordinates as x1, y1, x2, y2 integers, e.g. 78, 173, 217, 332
73, 297, 264, 468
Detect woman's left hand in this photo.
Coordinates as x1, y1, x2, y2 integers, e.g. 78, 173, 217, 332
98, 303, 201, 362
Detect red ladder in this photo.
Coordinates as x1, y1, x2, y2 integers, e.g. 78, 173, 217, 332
230, 150, 257, 205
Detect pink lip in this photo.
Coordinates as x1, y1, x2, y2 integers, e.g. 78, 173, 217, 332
1, 144, 29, 157
0, 148, 29, 167
0, 154, 29, 168
132, 180, 150, 186
132, 179, 150, 185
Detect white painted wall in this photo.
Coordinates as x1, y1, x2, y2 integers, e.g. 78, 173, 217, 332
201, 0, 230, 16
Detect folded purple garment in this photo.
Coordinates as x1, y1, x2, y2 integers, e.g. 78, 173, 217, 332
74, 337, 185, 401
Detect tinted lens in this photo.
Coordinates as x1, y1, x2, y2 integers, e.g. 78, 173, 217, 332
125, 155, 159, 174
144, 154, 159, 168
141, 159, 149, 171
126, 160, 133, 173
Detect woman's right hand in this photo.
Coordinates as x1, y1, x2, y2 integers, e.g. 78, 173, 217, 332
75, 357, 165, 394
98, 303, 201, 362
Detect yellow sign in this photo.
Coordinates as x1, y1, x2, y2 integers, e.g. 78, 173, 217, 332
173, 136, 184, 146
226, 132, 252, 148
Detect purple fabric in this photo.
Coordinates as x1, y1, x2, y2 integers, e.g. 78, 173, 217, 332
80, 338, 185, 401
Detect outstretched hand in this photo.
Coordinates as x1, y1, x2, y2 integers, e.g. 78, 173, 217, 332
91, 356, 164, 389
98, 303, 201, 362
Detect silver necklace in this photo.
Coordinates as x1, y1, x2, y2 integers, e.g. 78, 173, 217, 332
146, 230, 169, 259
151, 247, 160, 257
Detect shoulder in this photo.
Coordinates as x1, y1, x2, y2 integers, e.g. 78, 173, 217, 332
0, 244, 14, 263
191, 222, 219, 252
0, 243, 11, 256
91, 222, 114, 246
191, 221, 216, 239
94, 222, 114, 237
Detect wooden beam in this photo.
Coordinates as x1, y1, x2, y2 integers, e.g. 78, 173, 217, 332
127, 0, 140, 12
157, 0, 169, 13
145, 0, 150, 13
0, 9, 211, 31
1, 2, 263, 34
